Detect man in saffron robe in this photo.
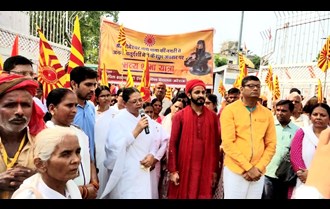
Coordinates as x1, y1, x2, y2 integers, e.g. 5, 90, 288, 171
167, 79, 221, 199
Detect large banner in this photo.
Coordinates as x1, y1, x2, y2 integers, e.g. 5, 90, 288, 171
99, 19, 214, 88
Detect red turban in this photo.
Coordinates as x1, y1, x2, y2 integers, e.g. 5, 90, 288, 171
0, 74, 46, 136
185, 79, 206, 94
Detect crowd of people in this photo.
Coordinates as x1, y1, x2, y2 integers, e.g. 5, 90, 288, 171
0, 54, 330, 199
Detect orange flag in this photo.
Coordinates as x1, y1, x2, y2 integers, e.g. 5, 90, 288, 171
117, 24, 127, 55
37, 26, 66, 98
64, 15, 84, 88
11, 35, 19, 56
265, 65, 274, 91
218, 79, 226, 97
233, 74, 241, 88
317, 78, 323, 103
165, 87, 172, 100
318, 35, 330, 73
238, 52, 247, 77
100, 64, 109, 87
273, 74, 280, 100
125, 66, 134, 87
139, 55, 151, 102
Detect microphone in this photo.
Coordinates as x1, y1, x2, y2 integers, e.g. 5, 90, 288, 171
139, 109, 150, 134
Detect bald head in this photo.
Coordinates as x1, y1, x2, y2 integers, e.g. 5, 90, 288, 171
154, 82, 166, 100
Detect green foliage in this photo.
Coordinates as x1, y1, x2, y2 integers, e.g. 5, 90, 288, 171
214, 54, 228, 67
75, 11, 119, 64
251, 55, 260, 69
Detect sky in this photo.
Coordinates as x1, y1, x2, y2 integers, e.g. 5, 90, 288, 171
118, 11, 277, 57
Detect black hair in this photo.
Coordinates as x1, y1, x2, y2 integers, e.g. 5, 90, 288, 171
3, 55, 33, 72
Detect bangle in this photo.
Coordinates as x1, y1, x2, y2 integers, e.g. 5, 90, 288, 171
90, 181, 99, 190
82, 186, 88, 199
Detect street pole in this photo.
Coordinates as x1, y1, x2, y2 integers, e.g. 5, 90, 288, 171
237, 11, 244, 64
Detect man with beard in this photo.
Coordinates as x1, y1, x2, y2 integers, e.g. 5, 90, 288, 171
0, 74, 46, 198
184, 40, 212, 76
70, 66, 98, 165
220, 75, 276, 199
167, 79, 221, 199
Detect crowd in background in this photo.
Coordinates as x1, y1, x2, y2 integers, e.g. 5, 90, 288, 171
0, 55, 330, 199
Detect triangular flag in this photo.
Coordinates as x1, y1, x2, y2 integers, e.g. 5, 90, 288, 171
138, 55, 151, 102
218, 80, 226, 97
37, 25, 66, 98
238, 52, 247, 77
11, 35, 19, 56
64, 15, 84, 88
273, 74, 280, 100
265, 65, 274, 91
125, 66, 134, 87
318, 35, 330, 73
100, 64, 109, 87
165, 87, 172, 100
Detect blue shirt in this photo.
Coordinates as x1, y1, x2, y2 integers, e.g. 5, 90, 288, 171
74, 100, 96, 162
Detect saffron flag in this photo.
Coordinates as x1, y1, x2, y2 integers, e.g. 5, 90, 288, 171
125, 66, 134, 87
37, 26, 66, 98
238, 52, 247, 77
233, 74, 241, 88
317, 78, 323, 103
165, 87, 172, 100
11, 35, 19, 56
273, 74, 280, 100
265, 65, 274, 91
318, 35, 330, 73
100, 64, 109, 87
139, 55, 151, 102
64, 15, 84, 88
117, 24, 127, 54
218, 79, 226, 97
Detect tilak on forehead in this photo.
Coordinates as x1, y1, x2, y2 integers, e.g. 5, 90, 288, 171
0, 74, 46, 136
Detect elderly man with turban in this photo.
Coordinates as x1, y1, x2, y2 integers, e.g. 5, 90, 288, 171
0, 74, 46, 199
167, 79, 221, 199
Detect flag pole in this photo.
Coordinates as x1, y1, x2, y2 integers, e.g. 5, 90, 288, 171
324, 70, 328, 97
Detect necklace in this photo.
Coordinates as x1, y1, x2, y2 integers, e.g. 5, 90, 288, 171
0, 134, 26, 169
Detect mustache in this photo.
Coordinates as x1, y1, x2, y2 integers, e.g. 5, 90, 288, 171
9, 116, 28, 123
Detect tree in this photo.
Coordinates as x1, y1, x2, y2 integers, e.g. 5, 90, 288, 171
73, 11, 119, 64
214, 54, 228, 67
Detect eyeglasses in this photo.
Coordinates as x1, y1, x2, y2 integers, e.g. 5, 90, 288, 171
11, 70, 34, 77
244, 84, 261, 89
128, 98, 143, 104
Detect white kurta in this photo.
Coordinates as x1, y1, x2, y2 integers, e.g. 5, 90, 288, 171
45, 121, 91, 186
94, 108, 118, 198
11, 173, 82, 199
100, 109, 159, 199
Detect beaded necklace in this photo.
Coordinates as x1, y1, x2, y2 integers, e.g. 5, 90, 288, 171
0, 134, 26, 169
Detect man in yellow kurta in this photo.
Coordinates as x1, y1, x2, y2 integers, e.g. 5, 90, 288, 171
0, 74, 45, 199
220, 75, 276, 199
